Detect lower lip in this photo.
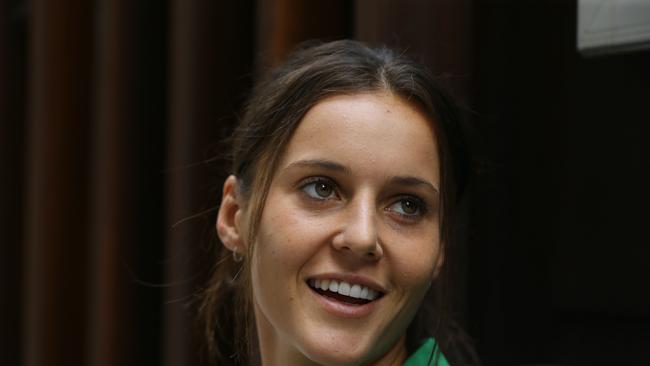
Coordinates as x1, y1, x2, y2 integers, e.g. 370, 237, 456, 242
307, 284, 379, 318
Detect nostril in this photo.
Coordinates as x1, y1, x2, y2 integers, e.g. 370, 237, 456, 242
363, 241, 382, 260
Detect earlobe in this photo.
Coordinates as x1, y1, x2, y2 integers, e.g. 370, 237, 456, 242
216, 175, 246, 253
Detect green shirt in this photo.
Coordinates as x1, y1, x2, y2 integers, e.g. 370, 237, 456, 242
402, 338, 450, 366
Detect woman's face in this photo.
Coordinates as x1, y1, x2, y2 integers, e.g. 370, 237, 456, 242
251, 92, 443, 366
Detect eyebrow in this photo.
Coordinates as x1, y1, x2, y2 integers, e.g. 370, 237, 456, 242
283, 159, 439, 195
389, 176, 439, 195
283, 159, 351, 174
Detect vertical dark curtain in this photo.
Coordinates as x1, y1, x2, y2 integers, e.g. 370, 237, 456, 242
1, 1, 27, 366
1, 1, 473, 365
88, 1, 168, 365
22, 1, 94, 366
164, 2, 254, 365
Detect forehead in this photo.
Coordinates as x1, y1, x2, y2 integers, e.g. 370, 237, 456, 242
279, 92, 440, 182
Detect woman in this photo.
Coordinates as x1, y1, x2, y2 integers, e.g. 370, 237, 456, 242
200, 40, 479, 366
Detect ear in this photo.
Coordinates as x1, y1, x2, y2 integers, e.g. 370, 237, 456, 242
216, 175, 246, 253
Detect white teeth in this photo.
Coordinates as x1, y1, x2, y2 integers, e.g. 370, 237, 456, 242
338, 282, 351, 296
328, 280, 339, 292
360, 286, 369, 299
349, 284, 361, 298
309, 278, 381, 301
320, 279, 330, 291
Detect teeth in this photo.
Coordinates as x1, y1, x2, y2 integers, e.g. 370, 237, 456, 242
360, 286, 369, 299
309, 279, 381, 301
349, 284, 361, 298
338, 282, 350, 296
316, 280, 330, 290
320, 279, 330, 291
329, 280, 339, 292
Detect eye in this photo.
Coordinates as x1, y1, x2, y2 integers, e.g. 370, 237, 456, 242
300, 178, 337, 200
386, 196, 426, 219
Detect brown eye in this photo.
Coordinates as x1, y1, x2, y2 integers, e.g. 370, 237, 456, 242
302, 179, 336, 199
315, 182, 333, 197
400, 199, 418, 215
387, 196, 426, 220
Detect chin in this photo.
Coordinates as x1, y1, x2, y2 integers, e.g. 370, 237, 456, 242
302, 349, 366, 366
296, 334, 379, 366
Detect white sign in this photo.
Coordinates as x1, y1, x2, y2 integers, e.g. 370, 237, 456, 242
578, 0, 650, 55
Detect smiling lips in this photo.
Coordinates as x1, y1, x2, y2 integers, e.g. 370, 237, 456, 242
308, 278, 383, 305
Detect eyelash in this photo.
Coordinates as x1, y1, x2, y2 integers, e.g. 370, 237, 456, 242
298, 177, 429, 221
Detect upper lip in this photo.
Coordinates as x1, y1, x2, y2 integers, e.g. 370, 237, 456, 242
306, 272, 388, 294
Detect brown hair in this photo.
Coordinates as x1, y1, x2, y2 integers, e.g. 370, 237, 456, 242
199, 39, 478, 366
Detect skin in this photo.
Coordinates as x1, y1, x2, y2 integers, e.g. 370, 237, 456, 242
217, 92, 443, 366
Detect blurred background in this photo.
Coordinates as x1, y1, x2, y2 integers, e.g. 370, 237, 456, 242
2, 0, 649, 365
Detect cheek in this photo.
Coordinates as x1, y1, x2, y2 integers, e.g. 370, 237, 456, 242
251, 197, 326, 293
250, 197, 332, 329
389, 230, 441, 292
257, 190, 339, 258
255, 207, 317, 265
250, 223, 296, 321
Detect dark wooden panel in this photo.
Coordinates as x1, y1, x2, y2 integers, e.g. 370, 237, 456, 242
22, 1, 94, 365
0, 1, 27, 365
165, 1, 255, 365
256, 0, 352, 69
87, 1, 168, 365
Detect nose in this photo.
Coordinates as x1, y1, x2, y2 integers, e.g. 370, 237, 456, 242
332, 195, 383, 260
